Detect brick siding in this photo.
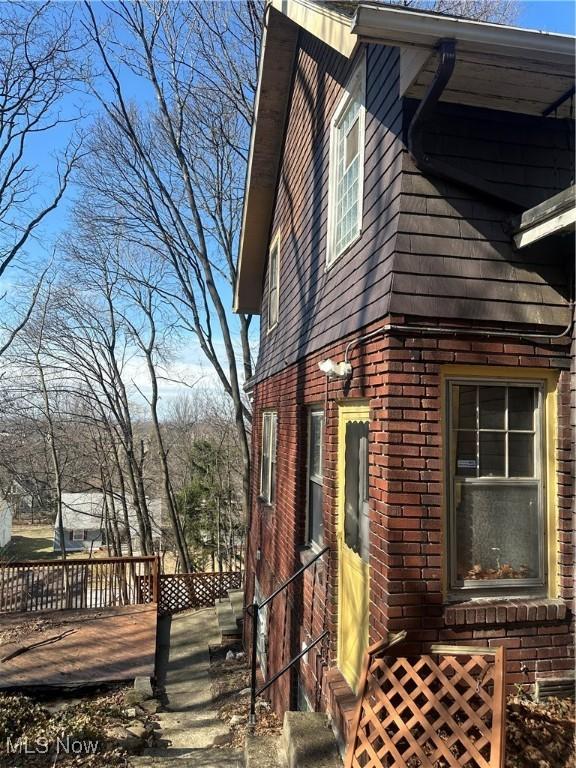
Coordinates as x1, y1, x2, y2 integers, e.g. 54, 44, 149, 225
244, 315, 574, 737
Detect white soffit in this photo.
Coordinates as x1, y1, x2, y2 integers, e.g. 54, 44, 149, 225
514, 186, 576, 249
355, 3, 575, 118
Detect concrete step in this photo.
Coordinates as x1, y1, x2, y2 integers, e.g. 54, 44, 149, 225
216, 601, 242, 638
282, 712, 341, 768
228, 589, 245, 623
245, 732, 286, 768
129, 748, 244, 766
245, 712, 341, 768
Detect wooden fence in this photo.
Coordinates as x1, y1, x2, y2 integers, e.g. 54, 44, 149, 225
345, 640, 506, 768
0, 556, 159, 613
158, 571, 242, 615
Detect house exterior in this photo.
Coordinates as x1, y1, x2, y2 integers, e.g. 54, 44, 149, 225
235, 0, 575, 744
0, 497, 12, 548
53, 492, 163, 553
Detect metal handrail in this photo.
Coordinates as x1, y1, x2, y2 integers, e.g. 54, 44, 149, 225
248, 545, 329, 724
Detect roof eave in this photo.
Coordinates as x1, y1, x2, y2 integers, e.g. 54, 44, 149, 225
352, 4, 575, 62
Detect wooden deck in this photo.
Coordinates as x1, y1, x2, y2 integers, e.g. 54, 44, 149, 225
0, 605, 157, 689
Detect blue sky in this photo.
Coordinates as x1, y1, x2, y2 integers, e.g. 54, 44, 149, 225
518, 0, 575, 33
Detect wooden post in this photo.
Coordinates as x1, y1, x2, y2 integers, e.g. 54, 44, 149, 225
152, 555, 160, 605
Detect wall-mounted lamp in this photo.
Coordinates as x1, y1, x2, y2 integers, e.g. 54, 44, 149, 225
318, 358, 352, 379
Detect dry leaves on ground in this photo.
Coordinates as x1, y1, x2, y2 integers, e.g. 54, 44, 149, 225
0, 687, 157, 767
0, 617, 65, 646
505, 694, 575, 768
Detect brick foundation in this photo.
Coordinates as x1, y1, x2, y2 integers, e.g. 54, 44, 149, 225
244, 316, 574, 737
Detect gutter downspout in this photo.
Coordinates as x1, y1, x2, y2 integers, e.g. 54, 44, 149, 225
407, 38, 527, 212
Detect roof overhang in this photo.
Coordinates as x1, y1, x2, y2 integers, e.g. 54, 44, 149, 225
513, 186, 576, 249
234, 0, 576, 314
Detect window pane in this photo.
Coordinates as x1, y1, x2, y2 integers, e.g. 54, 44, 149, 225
454, 385, 477, 430
344, 421, 369, 559
268, 243, 279, 327
479, 386, 505, 429
310, 413, 324, 478
345, 118, 359, 168
308, 480, 323, 544
270, 416, 277, 503
269, 286, 277, 327
509, 387, 535, 430
509, 433, 534, 477
455, 431, 477, 477
455, 483, 539, 582
479, 432, 505, 476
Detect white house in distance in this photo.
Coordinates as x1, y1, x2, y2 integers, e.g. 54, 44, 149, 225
53, 492, 163, 553
0, 497, 12, 548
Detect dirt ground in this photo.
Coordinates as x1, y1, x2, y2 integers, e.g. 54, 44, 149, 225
209, 641, 281, 750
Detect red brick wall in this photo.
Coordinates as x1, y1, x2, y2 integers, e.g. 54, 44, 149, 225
244, 316, 574, 729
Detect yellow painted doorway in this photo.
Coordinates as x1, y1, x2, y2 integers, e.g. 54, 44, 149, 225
337, 403, 370, 693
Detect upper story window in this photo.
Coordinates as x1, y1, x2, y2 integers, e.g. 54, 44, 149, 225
307, 409, 324, 545
447, 379, 546, 596
260, 411, 277, 504
267, 233, 280, 331
327, 54, 366, 268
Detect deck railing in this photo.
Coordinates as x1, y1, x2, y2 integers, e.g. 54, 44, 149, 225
0, 556, 159, 613
158, 571, 242, 615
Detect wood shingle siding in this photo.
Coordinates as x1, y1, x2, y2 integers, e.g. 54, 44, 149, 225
255, 37, 574, 383
394, 102, 572, 327
258, 39, 403, 381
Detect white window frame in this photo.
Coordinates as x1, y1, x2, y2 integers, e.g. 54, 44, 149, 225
326, 53, 366, 269
306, 408, 325, 546
260, 411, 277, 504
446, 378, 547, 597
72, 529, 86, 541
267, 232, 281, 332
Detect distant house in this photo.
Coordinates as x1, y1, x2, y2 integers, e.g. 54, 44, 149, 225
54, 493, 105, 552
53, 492, 164, 553
0, 497, 12, 548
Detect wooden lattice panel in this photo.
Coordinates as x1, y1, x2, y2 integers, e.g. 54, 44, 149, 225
345, 642, 506, 768
158, 571, 242, 615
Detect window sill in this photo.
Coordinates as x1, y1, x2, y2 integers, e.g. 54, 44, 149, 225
298, 543, 326, 567
445, 598, 567, 627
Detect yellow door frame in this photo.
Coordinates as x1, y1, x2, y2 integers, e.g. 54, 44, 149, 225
336, 401, 370, 693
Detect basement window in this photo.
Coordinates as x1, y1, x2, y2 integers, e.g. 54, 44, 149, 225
327, 54, 366, 267
447, 380, 546, 595
260, 411, 277, 505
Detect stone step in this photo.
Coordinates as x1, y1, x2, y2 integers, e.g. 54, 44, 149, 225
282, 712, 342, 768
129, 747, 244, 766
245, 732, 286, 768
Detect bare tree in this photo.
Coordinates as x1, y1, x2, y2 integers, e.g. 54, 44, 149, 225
385, 0, 518, 23
0, 3, 83, 354
78, 1, 259, 523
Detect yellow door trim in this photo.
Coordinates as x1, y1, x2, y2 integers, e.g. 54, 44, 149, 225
336, 401, 370, 692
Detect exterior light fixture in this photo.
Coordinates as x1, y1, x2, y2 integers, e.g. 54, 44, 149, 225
318, 358, 352, 379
